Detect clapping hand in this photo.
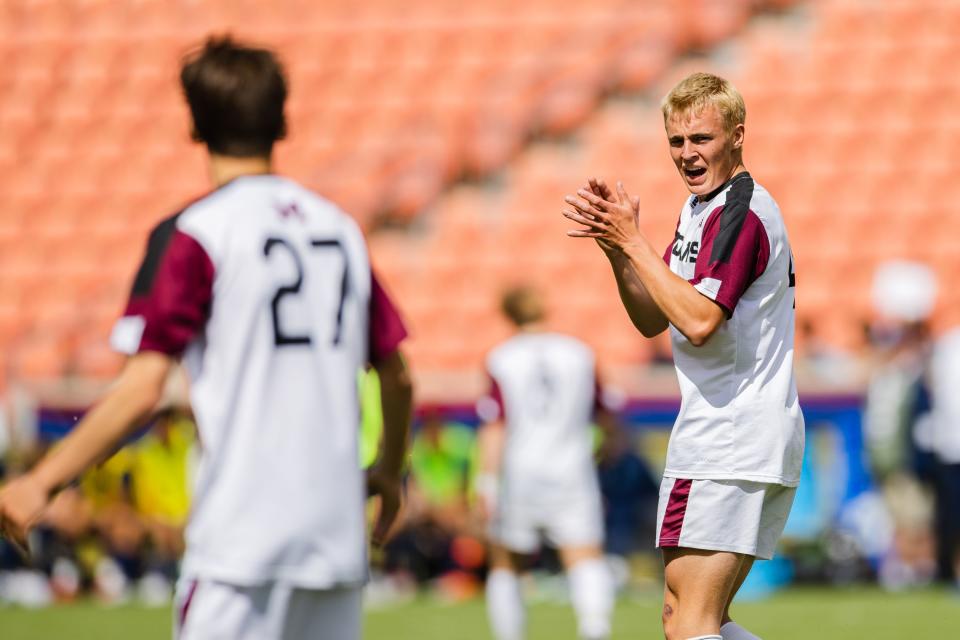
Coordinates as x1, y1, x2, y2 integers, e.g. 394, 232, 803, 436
563, 178, 641, 253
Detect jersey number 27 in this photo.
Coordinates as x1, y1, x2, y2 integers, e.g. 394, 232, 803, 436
262, 237, 348, 347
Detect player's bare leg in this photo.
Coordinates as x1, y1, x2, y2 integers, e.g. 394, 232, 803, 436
717, 555, 762, 639
662, 547, 744, 640
486, 544, 528, 640
559, 545, 614, 640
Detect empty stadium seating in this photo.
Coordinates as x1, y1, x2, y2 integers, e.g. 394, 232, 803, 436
368, 0, 960, 384
5, 0, 954, 393
1, 0, 768, 385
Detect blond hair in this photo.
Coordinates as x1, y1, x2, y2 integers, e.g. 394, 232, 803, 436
661, 72, 745, 133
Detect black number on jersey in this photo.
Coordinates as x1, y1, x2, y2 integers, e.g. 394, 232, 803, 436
526, 361, 556, 421
310, 239, 349, 345
262, 237, 349, 347
788, 254, 796, 308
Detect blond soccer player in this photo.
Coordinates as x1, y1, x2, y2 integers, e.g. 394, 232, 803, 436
562, 73, 804, 640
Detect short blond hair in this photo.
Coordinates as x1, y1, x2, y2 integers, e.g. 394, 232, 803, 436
661, 72, 745, 133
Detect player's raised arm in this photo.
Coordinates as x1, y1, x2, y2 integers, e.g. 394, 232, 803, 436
0, 352, 171, 548
583, 179, 670, 339
564, 181, 725, 346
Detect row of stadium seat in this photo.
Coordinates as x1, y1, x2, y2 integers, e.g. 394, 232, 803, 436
366, 0, 960, 375
2, 0, 789, 383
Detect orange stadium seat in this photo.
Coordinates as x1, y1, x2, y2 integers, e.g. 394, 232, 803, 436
4, 0, 949, 386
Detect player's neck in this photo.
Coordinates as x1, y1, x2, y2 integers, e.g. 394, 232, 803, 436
696, 162, 747, 203
518, 322, 546, 334
208, 153, 273, 187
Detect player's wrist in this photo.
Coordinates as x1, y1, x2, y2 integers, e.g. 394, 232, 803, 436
29, 466, 65, 500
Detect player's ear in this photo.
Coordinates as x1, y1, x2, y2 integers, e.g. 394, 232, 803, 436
731, 123, 745, 150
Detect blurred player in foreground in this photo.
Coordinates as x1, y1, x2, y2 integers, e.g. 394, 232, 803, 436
477, 286, 614, 640
563, 72, 804, 640
0, 37, 412, 640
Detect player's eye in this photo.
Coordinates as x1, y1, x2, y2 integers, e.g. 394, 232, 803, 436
669, 138, 683, 147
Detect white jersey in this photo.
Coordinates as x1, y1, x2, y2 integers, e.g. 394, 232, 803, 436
480, 333, 601, 497
929, 328, 960, 464
111, 174, 407, 588
663, 172, 804, 486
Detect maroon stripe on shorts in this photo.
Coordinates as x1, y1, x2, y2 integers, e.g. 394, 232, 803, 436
178, 580, 199, 633
658, 479, 693, 547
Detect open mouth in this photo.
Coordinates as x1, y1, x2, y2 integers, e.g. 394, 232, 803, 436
683, 167, 707, 178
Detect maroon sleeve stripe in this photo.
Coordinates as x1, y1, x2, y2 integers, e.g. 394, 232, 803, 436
484, 373, 505, 423
369, 271, 408, 364
691, 204, 770, 317
124, 225, 215, 356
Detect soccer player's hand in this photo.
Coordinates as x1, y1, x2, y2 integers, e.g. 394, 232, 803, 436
563, 179, 641, 251
366, 466, 402, 548
585, 178, 617, 253
0, 474, 48, 559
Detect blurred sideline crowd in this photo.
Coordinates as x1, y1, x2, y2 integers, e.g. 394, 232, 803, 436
2, 261, 960, 607
0, 408, 192, 607
0, 372, 660, 608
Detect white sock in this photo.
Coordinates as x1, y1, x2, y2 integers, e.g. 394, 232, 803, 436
721, 621, 761, 639
685, 636, 723, 640
567, 558, 613, 639
486, 569, 525, 640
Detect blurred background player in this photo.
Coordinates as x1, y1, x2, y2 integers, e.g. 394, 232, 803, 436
476, 286, 614, 640
563, 73, 803, 640
0, 37, 413, 640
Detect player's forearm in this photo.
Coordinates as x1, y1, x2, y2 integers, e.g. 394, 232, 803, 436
605, 248, 669, 338
622, 238, 723, 346
374, 350, 413, 477
32, 354, 170, 495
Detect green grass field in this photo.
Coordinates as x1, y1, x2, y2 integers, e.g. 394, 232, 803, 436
0, 587, 957, 639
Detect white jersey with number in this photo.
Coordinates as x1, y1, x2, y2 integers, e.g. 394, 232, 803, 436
481, 333, 601, 497
663, 172, 804, 487
111, 174, 407, 588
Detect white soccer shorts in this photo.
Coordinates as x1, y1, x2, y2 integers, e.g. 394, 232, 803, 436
655, 477, 796, 560
174, 578, 362, 640
490, 487, 604, 553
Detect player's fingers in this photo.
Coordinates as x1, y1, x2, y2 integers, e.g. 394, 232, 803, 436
587, 178, 611, 202
566, 229, 604, 238
595, 178, 614, 202
616, 181, 631, 206
563, 195, 605, 219
372, 495, 400, 546
0, 518, 29, 561
576, 189, 609, 211
562, 209, 604, 230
